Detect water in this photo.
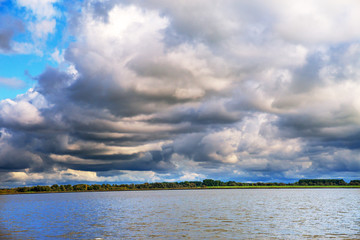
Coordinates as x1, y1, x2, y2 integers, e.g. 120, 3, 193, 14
0, 189, 359, 239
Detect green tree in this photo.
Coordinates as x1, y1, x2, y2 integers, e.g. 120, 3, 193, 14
73, 184, 88, 191
203, 179, 216, 186
349, 180, 360, 185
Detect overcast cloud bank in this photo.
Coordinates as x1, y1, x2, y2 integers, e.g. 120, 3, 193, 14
1, 0, 360, 187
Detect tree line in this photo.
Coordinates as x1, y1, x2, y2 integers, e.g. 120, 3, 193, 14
5, 178, 360, 193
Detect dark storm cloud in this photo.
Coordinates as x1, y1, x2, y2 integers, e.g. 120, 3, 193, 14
147, 100, 241, 126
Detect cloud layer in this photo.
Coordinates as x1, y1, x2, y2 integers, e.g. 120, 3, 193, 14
1, 0, 360, 186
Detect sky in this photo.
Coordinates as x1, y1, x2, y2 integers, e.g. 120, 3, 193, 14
1, 0, 360, 187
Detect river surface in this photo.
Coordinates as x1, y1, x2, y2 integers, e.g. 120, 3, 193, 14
0, 189, 359, 239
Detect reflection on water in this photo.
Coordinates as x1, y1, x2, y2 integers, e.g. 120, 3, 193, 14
0, 189, 359, 239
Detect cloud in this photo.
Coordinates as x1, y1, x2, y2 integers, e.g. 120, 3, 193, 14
29, 19, 56, 39
17, 0, 59, 19
271, 0, 360, 45
50, 48, 64, 64
0, 99, 44, 127
0, 77, 26, 88
0, 15, 24, 52
1, 0, 360, 186
0, 0, 59, 55
15, 0, 60, 52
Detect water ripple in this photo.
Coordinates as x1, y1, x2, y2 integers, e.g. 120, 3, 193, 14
0, 189, 359, 239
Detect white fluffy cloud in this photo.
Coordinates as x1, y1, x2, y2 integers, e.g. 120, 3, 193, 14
17, 0, 58, 19
15, 0, 59, 53
0, 99, 43, 126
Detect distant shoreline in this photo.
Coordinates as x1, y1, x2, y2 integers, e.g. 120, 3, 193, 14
1, 185, 360, 195
1, 179, 359, 195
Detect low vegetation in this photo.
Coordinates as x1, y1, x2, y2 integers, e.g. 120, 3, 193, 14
1, 179, 359, 194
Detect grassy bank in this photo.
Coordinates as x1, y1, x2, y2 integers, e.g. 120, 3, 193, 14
1, 179, 359, 195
